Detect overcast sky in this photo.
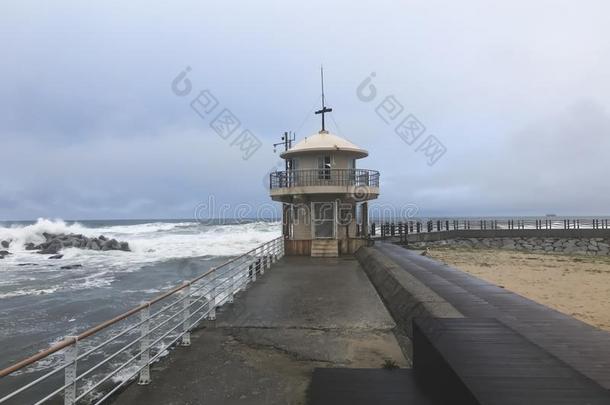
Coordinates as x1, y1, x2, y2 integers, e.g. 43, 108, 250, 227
1, 0, 609, 220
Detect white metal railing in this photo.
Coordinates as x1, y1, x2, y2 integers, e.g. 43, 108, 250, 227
0, 236, 284, 405
269, 168, 380, 189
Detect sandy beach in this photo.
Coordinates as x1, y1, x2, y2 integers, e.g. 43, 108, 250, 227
425, 247, 610, 332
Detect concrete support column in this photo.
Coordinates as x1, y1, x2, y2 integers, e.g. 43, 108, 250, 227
362, 202, 369, 238
282, 203, 290, 239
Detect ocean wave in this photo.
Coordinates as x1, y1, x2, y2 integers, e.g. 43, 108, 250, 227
0, 218, 281, 298
0, 286, 62, 299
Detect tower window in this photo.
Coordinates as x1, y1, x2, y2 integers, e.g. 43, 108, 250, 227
318, 155, 331, 180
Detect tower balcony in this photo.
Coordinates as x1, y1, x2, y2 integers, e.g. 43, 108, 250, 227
269, 168, 380, 201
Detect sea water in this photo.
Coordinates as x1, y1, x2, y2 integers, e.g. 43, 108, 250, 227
0, 218, 281, 378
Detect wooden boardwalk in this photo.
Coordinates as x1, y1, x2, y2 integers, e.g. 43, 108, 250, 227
414, 318, 610, 404
308, 369, 435, 405
376, 243, 610, 391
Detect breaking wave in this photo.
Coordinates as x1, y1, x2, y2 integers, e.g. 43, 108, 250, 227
0, 218, 281, 297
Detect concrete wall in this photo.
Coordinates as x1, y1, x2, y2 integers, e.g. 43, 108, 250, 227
355, 247, 462, 358
289, 151, 357, 170
284, 239, 311, 255
286, 238, 367, 256
338, 238, 368, 255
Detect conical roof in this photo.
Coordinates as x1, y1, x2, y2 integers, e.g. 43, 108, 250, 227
280, 130, 368, 159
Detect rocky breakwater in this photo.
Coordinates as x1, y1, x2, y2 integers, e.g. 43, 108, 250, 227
19, 232, 131, 257
411, 237, 610, 255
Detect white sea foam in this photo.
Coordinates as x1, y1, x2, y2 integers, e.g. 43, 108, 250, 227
0, 218, 92, 246
0, 218, 281, 298
0, 286, 62, 299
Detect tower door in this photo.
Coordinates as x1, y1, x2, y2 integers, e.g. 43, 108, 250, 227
311, 202, 336, 239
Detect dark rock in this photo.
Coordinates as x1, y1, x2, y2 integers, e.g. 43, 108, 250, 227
0, 250, 10, 258
49, 254, 64, 259
17, 263, 38, 266
28, 232, 130, 254
1, 240, 9, 248
38, 241, 62, 255
102, 239, 120, 251
60, 264, 82, 270
90, 240, 100, 251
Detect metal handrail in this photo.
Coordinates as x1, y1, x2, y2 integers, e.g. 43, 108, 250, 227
269, 168, 380, 189
0, 236, 284, 404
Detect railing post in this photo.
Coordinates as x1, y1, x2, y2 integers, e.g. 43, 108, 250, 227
250, 248, 259, 282
138, 303, 151, 385
208, 290, 217, 321
275, 238, 279, 257
181, 283, 191, 346
266, 242, 271, 270
260, 245, 266, 275
270, 240, 276, 264
64, 337, 78, 405
228, 270, 236, 303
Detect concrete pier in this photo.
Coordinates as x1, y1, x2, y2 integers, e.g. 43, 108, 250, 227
112, 256, 406, 405
112, 242, 610, 404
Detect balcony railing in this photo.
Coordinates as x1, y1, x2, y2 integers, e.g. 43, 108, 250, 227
269, 169, 380, 190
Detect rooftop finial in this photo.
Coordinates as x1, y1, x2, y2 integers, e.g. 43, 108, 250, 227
315, 65, 333, 132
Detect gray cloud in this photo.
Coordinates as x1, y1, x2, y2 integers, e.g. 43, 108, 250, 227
1, 0, 610, 219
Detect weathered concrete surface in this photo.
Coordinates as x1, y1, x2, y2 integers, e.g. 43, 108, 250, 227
355, 247, 463, 359
112, 256, 406, 405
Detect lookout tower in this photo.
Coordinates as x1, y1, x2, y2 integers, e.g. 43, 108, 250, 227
269, 71, 380, 256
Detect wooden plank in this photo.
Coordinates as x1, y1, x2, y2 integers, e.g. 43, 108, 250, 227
413, 318, 610, 405
376, 243, 610, 391
308, 368, 436, 405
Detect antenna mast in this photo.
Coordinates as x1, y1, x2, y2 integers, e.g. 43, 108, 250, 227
315, 66, 333, 132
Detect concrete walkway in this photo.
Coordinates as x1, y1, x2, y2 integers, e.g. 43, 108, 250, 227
112, 256, 406, 405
